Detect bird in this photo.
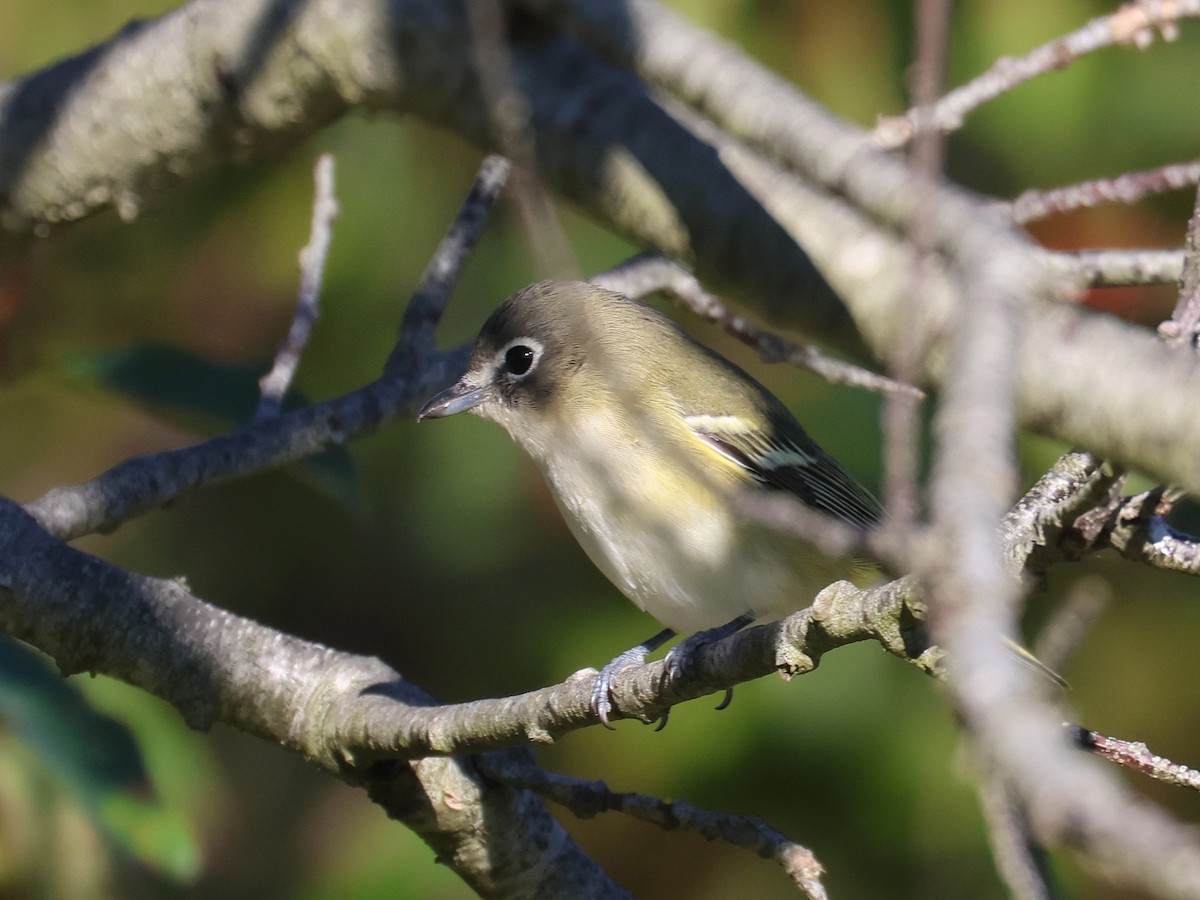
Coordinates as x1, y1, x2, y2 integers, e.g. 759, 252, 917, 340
418, 280, 882, 726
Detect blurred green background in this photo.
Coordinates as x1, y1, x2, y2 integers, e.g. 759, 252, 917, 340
1, 1, 1199, 897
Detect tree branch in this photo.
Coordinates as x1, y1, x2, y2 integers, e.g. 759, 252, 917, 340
1079, 728, 1200, 792
1001, 451, 1118, 574
479, 751, 829, 899
0, 497, 627, 897
875, 0, 1195, 149
4, 485, 938, 755
1006, 159, 1200, 225
592, 253, 922, 397
256, 153, 339, 418
4, 3, 1200, 894
0, 472, 936, 899
1048, 248, 1183, 287
4, 0, 1200, 495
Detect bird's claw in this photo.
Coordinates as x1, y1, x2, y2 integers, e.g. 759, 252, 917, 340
591, 646, 650, 728
662, 642, 735, 713
662, 614, 751, 684
591, 629, 676, 728
661, 614, 753, 711
591, 618, 749, 727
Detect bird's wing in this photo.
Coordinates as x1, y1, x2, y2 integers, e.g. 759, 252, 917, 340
684, 412, 882, 530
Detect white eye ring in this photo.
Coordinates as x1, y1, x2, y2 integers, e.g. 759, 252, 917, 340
497, 337, 543, 381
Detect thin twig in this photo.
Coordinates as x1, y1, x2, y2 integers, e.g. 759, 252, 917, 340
1006, 160, 1200, 225
1001, 451, 1118, 574
881, 0, 951, 543
1160, 176, 1200, 351
1046, 249, 1183, 288
977, 771, 1062, 900
592, 253, 923, 398
1032, 578, 1109, 676
29, 156, 511, 542
387, 155, 512, 371
875, 0, 1195, 148
1002, 443, 1198, 577
1069, 486, 1200, 575
1012, 266, 1200, 575
479, 752, 828, 900
256, 154, 339, 418
466, 0, 578, 279
728, 490, 872, 562
1076, 727, 1200, 792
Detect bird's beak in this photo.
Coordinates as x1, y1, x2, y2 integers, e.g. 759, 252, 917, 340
417, 378, 491, 421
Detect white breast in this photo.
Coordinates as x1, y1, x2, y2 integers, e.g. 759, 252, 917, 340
528, 413, 809, 634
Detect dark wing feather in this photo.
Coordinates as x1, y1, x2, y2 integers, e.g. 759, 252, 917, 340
689, 416, 882, 530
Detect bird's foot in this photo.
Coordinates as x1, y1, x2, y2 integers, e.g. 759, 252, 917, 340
591, 628, 675, 728
662, 613, 755, 711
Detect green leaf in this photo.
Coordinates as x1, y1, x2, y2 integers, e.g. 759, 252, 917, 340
0, 637, 200, 881
63, 343, 263, 425
99, 791, 200, 881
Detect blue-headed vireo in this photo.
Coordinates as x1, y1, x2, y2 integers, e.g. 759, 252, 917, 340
418, 280, 881, 724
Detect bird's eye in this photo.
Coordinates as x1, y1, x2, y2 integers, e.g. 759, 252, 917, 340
504, 344, 536, 376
